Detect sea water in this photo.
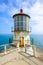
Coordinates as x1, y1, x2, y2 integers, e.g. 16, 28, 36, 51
30, 34, 43, 50
0, 34, 13, 52
0, 34, 43, 52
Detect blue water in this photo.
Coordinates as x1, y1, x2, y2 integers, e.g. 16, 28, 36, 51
0, 34, 13, 52
30, 34, 43, 50
0, 34, 13, 44
0, 34, 43, 52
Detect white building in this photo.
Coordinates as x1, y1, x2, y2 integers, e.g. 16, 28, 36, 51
13, 9, 30, 48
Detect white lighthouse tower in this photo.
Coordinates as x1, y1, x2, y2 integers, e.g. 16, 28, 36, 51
13, 9, 30, 48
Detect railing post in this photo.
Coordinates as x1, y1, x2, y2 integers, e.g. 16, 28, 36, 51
25, 45, 27, 53
4, 44, 7, 54
32, 45, 38, 57
32, 45, 35, 56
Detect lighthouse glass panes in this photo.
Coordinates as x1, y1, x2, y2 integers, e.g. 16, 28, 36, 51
14, 17, 16, 30
14, 15, 29, 31
23, 16, 26, 30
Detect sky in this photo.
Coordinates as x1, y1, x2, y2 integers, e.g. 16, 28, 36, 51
0, 0, 43, 34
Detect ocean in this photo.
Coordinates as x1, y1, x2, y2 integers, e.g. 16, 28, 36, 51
30, 34, 43, 50
0, 34, 13, 44
0, 34, 13, 52
0, 34, 43, 52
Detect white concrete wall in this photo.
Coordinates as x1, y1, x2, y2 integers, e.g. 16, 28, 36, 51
24, 34, 30, 45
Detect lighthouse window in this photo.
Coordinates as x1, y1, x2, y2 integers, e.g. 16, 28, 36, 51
14, 22, 16, 28
19, 21, 23, 27
19, 22, 21, 26
21, 22, 23, 26
20, 16, 23, 21
14, 18, 16, 22
19, 26, 23, 30
14, 27, 16, 30
16, 21, 19, 26
23, 16, 26, 21
17, 16, 19, 21
23, 20, 26, 26
23, 23, 26, 30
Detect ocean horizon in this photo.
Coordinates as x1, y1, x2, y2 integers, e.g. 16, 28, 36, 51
0, 34, 43, 52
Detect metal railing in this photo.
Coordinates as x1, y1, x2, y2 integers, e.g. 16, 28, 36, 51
0, 43, 43, 61
0, 44, 11, 54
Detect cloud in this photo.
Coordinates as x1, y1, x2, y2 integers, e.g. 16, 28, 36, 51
30, 1, 43, 15
6, 0, 37, 16
0, 16, 13, 34
0, 0, 43, 34
0, 3, 7, 12
29, 1, 43, 34
0, 17, 9, 24
8, 7, 19, 17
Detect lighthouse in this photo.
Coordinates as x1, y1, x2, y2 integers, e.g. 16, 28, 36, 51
13, 9, 30, 48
